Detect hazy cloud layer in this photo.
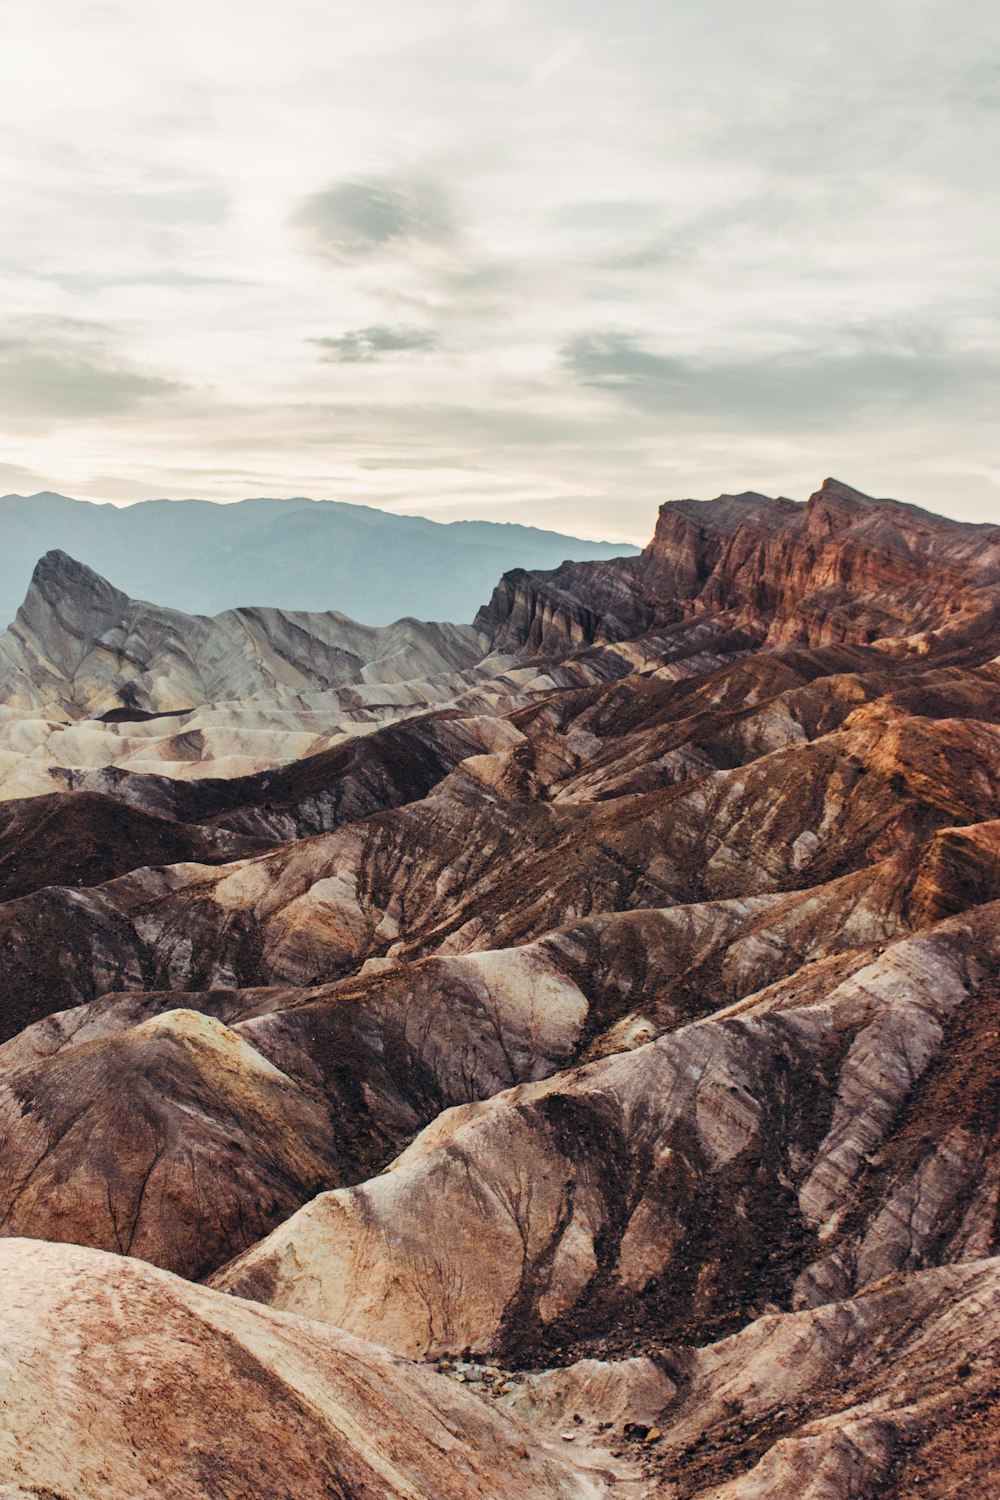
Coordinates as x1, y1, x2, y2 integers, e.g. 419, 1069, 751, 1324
563, 328, 1000, 427
0, 318, 183, 424
0, 0, 999, 535
310, 326, 439, 362
292, 174, 458, 264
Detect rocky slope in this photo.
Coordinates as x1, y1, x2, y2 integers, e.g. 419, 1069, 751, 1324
0, 548, 484, 719
0, 550, 693, 797
508, 1256, 1000, 1497
0, 548, 533, 796
0, 1239, 590, 1500
0, 476, 997, 1497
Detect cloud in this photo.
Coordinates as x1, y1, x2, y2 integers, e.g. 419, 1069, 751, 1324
561, 327, 1000, 429
0, 316, 184, 424
49, 268, 251, 293
2, 0, 1000, 530
309, 326, 439, 362
291, 172, 458, 264
0, 459, 52, 495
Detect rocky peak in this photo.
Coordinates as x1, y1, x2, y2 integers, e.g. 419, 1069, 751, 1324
26, 547, 129, 606
803, 476, 879, 537
479, 479, 1000, 657
16, 550, 132, 647
1, 551, 133, 705
642, 489, 795, 560
0, 549, 486, 722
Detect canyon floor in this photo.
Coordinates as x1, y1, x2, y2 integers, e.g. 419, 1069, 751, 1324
0, 478, 998, 1498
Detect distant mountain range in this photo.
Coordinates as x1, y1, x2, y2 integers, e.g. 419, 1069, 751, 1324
0, 492, 639, 627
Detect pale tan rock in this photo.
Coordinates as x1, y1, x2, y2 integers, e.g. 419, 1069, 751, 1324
0, 1239, 591, 1500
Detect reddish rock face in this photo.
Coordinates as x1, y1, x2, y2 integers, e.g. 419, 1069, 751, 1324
0, 477, 999, 1496
477, 477, 1000, 656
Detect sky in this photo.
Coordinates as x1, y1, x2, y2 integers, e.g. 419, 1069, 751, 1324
1, 0, 999, 543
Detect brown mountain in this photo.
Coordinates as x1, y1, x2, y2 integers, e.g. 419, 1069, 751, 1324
0, 478, 998, 1498
476, 477, 1000, 656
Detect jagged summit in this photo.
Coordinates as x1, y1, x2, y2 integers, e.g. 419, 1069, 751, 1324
478, 477, 1000, 656
29, 546, 122, 589
18, 548, 131, 628
3, 550, 135, 707
0, 550, 484, 723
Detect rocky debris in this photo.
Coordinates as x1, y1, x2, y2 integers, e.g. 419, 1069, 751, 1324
0, 1238, 593, 1500
434, 1358, 522, 1394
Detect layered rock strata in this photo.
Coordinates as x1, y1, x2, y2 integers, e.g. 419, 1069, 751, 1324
0, 478, 997, 1497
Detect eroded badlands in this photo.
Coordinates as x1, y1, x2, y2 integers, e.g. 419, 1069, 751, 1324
0, 478, 998, 1498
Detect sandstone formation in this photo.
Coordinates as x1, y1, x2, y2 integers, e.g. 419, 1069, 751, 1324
0, 477, 998, 1497
477, 478, 1000, 657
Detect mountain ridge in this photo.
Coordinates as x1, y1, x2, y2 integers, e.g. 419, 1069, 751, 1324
0, 490, 640, 628
0, 546, 486, 721
476, 476, 1000, 656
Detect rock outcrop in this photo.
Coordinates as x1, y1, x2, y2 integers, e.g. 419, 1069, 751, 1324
477, 478, 1000, 657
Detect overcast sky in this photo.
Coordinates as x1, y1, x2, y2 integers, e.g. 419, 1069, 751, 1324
1, 0, 998, 540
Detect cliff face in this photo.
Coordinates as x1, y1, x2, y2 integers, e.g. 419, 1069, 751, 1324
477, 479, 1000, 656
0, 480, 999, 1498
